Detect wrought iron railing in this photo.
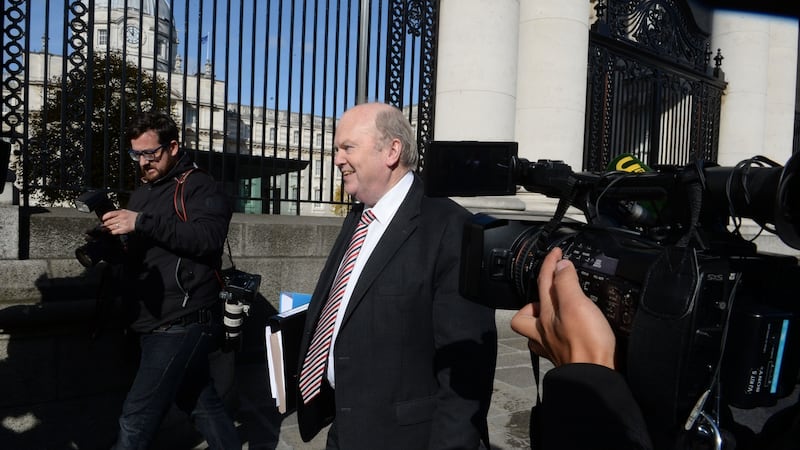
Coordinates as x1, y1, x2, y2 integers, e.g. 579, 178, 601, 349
1, 0, 439, 216
585, 0, 727, 171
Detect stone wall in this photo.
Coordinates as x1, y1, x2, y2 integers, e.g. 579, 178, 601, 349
0, 207, 342, 307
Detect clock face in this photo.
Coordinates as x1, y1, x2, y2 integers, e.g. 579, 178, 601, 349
126, 26, 140, 44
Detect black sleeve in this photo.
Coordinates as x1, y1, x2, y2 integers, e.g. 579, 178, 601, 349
538, 363, 654, 450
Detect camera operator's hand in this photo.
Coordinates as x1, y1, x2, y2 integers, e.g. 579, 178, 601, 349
510, 247, 616, 370
102, 209, 138, 235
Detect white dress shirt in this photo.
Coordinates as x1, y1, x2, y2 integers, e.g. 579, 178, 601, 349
326, 171, 414, 387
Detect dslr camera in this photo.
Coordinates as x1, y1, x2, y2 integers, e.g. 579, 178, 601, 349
74, 190, 126, 267
219, 268, 261, 349
425, 141, 800, 447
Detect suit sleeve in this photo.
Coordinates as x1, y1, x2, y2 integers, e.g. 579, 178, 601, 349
539, 364, 654, 450
428, 208, 498, 449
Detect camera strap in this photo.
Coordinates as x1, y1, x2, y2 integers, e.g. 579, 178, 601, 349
534, 176, 578, 255
174, 166, 201, 222
173, 167, 233, 286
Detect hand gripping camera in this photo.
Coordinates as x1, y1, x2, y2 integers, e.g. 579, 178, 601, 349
74, 190, 126, 267
424, 141, 800, 448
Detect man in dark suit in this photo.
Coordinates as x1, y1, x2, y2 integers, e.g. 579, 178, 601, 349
296, 102, 497, 449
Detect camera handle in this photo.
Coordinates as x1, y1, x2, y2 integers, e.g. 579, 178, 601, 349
534, 175, 578, 255
682, 389, 723, 450
694, 410, 724, 450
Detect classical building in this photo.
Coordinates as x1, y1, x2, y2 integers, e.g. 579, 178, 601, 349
18, 0, 349, 216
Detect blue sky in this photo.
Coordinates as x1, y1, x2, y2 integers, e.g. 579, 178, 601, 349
22, 0, 407, 116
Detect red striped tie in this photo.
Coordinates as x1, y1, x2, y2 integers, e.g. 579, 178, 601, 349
299, 209, 377, 403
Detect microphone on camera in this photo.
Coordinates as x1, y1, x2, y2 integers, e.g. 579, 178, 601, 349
607, 154, 659, 226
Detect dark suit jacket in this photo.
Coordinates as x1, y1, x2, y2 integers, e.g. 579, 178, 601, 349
297, 175, 497, 449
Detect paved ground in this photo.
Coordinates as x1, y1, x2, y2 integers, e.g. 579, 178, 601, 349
4, 307, 795, 449
0, 308, 542, 450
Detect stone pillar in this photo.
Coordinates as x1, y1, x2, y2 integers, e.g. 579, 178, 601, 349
435, 0, 519, 141
0, 176, 19, 260
711, 12, 772, 165
763, 18, 799, 164
710, 12, 799, 255
0, 205, 19, 260
514, 0, 590, 169
435, 0, 524, 211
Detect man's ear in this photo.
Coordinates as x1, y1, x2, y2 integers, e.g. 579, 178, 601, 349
385, 138, 402, 167
168, 139, 180, 157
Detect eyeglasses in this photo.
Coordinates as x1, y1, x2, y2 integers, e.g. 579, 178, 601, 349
128, 144, 167, 162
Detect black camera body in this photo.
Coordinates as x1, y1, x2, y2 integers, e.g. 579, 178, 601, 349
462, 214, 799, 424
75, 225, 126, 268
74, 190, 125, 268
425, 141, 800, 441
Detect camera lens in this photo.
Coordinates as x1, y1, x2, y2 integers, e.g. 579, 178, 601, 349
75, 241, 102, 268
509, 227, 546, 301
223, 300, 246, 339
507, 226, 576, 302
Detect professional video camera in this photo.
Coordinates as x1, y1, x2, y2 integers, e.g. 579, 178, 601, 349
74, 190, 126, 267
424, 141, 800, 448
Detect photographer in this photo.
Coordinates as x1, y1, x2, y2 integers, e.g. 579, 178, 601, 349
101, 110, 238, 449
510, 247, 653, 450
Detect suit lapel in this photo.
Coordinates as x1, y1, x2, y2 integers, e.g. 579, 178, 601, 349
305, 204, 364, 327
340, 176, 424, 324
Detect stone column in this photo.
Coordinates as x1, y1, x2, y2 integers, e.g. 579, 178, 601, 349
710, 12, 799, 255
514, 0, 590, 169
435, 0, 524, 212
711, 12, 772, 165
763, 18, 799, 164
435, 0, 519, 141
513, 0, 590, 214
0, 205, 18, 260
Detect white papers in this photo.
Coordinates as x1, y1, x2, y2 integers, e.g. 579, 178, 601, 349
266, 292, 311, 414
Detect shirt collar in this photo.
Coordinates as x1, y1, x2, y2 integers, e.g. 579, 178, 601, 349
368, 171, 413, 225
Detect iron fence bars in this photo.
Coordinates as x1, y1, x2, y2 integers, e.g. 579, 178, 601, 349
586, 0, 726, 171
413, 0, 437, 168
386, 0, 438, 168
3, 0, 438, 215
1, 0, 30, 205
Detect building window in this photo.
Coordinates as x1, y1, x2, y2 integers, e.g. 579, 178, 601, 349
315, 133, 322, 147
313, 156, 322, 177
313, 188, 323, 210
186, 107, 198, 128
98, 29, 108, 47
293, 130, 300, 144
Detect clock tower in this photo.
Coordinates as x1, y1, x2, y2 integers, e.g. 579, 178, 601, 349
125, 25, 140, 45
94, 0, 177, 73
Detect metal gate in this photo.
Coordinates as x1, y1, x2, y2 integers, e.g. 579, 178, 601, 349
1, 0, 440, 215
585, 0, 727, 171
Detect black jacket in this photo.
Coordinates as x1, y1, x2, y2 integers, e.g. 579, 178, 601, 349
121, 153, 232, 333
538, 364, 653, 450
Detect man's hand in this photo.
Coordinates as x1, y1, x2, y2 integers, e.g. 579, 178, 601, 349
102, 209, 139, 235
510, 247, 616, 369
